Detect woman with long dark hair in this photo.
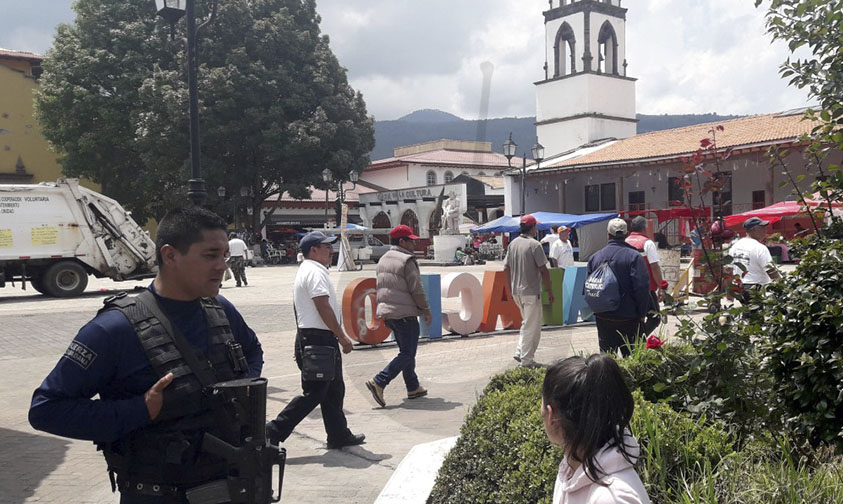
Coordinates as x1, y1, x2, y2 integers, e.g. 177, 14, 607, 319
541, 354, 650, 503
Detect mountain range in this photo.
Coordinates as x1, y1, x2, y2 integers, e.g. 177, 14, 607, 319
371, 109, 744, 161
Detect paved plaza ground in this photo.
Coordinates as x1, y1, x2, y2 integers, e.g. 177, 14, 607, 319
0, 261, 684, 503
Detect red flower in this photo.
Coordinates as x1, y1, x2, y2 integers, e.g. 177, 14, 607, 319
700, 138, 712, 148
646, 334, 665, 349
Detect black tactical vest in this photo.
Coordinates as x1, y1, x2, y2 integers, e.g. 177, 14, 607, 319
97, 291, 248, 495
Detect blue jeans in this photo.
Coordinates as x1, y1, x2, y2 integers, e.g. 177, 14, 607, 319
375, 317, 420, 391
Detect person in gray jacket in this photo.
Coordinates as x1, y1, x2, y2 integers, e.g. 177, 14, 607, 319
366, 225, 433, 407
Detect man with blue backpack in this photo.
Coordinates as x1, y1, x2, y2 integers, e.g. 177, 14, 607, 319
585, 218, 651, 357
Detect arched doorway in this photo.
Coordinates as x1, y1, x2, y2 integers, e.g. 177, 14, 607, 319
428, 208, 442, 237
372, 211, 391, 244
400, 209, 419, 236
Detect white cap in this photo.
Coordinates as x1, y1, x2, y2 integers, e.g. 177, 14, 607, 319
607, 218, 628, 238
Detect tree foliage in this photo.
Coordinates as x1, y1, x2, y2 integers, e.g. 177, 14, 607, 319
758, 0, 843, 124
35, 0, 374, 226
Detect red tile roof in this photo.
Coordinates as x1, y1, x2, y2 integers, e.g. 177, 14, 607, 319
0, 48, 44, 62
370, 149, 514, 169
542, 112, 820, 170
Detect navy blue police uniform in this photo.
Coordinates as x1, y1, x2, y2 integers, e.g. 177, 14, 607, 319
29, 285, 263, 504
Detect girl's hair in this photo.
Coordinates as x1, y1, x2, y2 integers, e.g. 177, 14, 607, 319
541, 354, 635, 482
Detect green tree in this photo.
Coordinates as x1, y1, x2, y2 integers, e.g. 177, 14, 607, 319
36, 0, 374, 227
757, 0, 843, 123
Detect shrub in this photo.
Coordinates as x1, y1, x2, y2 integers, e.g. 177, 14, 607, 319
757, 237, 843, 452
430, 368, 735, 504
429, 367, 559, 504
618, 341, 698, 407
630, 391, 736, 503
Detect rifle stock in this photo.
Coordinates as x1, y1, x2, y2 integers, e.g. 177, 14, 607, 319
188, 378, 286, 504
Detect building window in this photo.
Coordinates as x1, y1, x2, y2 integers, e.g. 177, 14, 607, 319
601, 183, 616, 210
426, 170, 437, 186
585, 183, 616, 212
712, 172, 733, 218
477, 172, 486, 176
585, 185, 600, 212
554, 22, 576, 77
752, 190, 766, 210
628, 191, 645, 212
668, 177, 684, 205
444, 171, 454, 183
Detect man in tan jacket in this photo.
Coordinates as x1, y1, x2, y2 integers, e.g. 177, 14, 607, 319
366, 225, 433, 407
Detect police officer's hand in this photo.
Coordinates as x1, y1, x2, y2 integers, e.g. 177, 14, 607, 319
423, 310, 433, 326
339, 336, 354, 354
145, 372, 174, 421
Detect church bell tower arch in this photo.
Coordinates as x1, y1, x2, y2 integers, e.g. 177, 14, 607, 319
536, 0, 637, 157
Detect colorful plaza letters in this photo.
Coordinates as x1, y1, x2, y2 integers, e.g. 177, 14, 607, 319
340, 267, 592, 341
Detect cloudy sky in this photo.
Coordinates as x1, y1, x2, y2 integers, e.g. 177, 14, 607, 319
0, 0, 812, 121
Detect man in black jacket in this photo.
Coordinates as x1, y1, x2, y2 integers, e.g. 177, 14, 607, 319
587, 218, 651, 357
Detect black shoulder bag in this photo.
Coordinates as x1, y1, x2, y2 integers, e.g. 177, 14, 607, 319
293, 302, 337, 382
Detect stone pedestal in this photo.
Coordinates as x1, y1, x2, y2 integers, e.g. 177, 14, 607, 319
433, 234, 465, 263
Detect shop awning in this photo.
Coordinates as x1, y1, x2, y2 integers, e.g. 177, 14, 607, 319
469, 212, 618, 233
724, 199, 843, 227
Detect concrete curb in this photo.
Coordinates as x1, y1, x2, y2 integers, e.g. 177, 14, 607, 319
373, 436, 459, 504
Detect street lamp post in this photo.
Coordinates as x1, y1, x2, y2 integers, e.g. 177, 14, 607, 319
155, 0, 217, 206
530, 138, 545, 212
502, 132, 518, 213
321, 169, 360, 225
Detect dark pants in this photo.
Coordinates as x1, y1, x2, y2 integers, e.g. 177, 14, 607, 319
375, 317, 420, 391
595, 317, 644, 358
268, 328, 351, 445
641, 291, 661, 336
229, 256, 247, 286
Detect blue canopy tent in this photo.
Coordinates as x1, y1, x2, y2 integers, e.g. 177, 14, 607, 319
469, 215, 520, 233
469, 212, 616, 233
469, 211, 618, 261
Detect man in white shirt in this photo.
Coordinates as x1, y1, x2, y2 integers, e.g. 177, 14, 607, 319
728, 217, 781, 304
549, 225, 575, 268
540, 225, 559, 247
266, 231, 365, 449
227, 233, 249, 287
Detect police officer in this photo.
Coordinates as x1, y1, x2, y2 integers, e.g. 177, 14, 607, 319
29, 206, 264, 504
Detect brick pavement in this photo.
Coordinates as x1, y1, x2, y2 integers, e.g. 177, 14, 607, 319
0, 263, 607, 504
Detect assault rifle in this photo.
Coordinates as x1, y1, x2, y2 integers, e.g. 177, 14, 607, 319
186, 377, 286, 504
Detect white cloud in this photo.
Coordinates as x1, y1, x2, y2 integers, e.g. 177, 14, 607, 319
0, 0, 814, 119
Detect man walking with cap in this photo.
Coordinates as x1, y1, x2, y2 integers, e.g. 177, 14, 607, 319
549, 225, 574, 268
728, 217, 781, 304
587, 218, 651, 357
228, 232, 249, 286
365, 225, 433, 407
266, 231, 365, 449
504, 215, 554, 367
626, 216, 665, 336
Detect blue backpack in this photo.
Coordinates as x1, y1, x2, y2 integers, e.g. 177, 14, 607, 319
584, 251, 622, 313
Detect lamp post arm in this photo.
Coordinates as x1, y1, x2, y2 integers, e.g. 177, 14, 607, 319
185, 0, 206, 206
196, 0, 219, 35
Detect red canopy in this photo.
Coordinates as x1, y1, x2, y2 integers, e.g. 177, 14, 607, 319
724, 199, 843, 227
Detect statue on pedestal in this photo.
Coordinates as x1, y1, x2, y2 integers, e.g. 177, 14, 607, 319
441, 192, 461, 234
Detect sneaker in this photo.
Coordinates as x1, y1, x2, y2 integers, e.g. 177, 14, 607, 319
513, 355, 521, 363
366, 379, 386, 407
520, 361, 543, 369
327, 433, 366, 449
407, 386, 428, 399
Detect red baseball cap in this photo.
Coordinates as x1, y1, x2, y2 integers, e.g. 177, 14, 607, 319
390, 224, 419, 240
520, 214, 538, 226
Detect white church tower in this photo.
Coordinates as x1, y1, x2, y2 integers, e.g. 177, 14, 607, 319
536, 0, 637, 157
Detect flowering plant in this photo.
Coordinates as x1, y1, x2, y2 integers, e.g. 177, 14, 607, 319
645, 334, 664, 349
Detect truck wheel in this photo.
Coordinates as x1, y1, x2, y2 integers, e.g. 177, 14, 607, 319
43, 261, 89, 297
30, 276, 49, 296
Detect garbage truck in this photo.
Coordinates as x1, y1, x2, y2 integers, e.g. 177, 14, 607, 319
0, 179, 157, 297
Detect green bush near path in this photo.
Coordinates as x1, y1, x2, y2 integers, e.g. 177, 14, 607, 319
429, 348, 843, 504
